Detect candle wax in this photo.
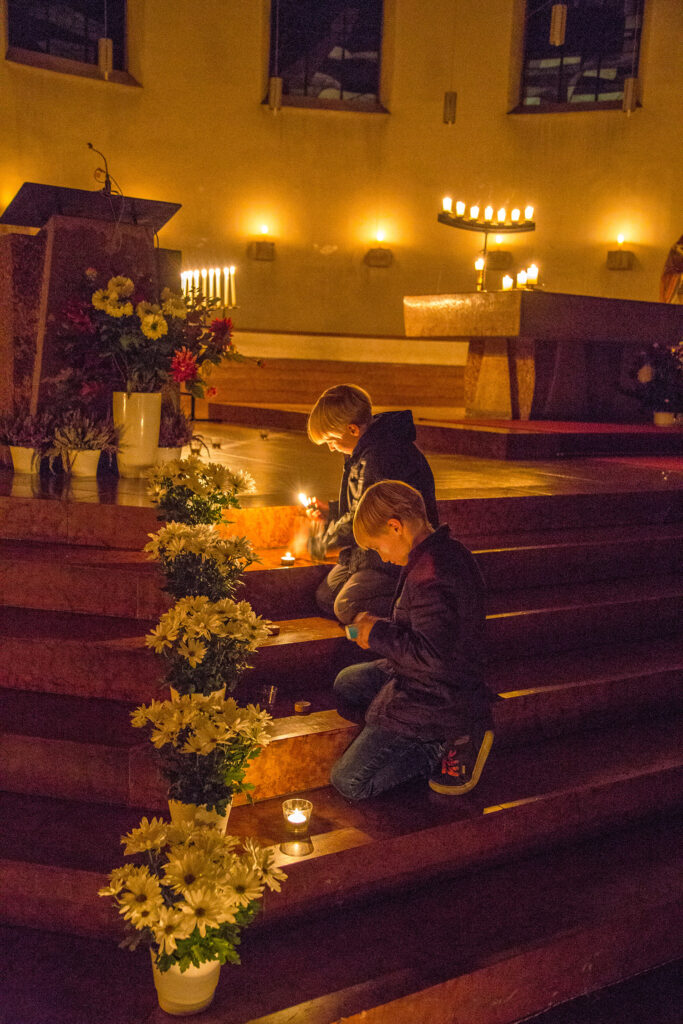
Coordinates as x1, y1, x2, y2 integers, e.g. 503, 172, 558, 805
287, 809, 307, 824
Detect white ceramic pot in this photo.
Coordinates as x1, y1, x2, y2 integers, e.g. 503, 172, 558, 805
151, 950, 221, 1016
67, 449, 102, 477
168, 799, 231, 834
112, 391, 162, 478
156, 445, 183, 465
653, 410, 676, 427
9, 445, 39, 474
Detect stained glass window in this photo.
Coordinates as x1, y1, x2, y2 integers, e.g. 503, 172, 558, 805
7, 1, 126, 71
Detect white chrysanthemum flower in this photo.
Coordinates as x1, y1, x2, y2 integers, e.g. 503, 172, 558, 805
152, 905, 194, 955
242, 837, 288, 892
180, 886, 235, 936
119, 870, 163, 922
225, 864, 263, 907
163, 849, 216, 894
122, 816, 168, 854
107, 275, 135, 297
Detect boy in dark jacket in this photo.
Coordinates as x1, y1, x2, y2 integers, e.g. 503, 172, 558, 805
330, 480, 493, 800
306, 384, 438, 625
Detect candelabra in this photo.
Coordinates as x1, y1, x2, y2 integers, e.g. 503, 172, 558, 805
438, 203, 536, 291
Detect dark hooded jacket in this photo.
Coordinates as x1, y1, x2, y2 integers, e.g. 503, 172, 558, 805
314, 410, 438, 574
365, 525, 488, 741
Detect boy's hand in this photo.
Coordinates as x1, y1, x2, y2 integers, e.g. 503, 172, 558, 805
305, 497, 328, 521
351, 612, 380, 649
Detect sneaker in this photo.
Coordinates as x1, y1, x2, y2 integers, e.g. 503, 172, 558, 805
428, 726, 494, 795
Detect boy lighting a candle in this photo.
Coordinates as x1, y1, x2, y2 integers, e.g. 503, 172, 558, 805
330, 480, 494, 799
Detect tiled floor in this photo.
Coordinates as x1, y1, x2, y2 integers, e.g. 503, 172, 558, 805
2, 422, 682, 511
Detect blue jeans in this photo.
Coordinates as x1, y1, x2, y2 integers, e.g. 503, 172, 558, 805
330, 661, 444, 801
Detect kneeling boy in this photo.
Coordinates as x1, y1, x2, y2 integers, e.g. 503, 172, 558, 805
306, 384, 438, 625
330, 480, 493, 800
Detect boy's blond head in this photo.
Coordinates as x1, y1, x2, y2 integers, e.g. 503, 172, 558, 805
353, 480, 428, 548
307, 384, 372, 444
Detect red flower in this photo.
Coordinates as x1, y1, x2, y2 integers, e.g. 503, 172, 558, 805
206, 387, 217, 398
209, 318, 233, 348
63, 300, 96, 335
170, 347, 199, 382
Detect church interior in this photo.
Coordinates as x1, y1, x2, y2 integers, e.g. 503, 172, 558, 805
0, 1, 682, 1022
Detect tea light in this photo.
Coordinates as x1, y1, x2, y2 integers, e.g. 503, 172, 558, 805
497, 207, 506, 223
469, 205, 480, 220
455, 200, 466, 217
524, 205, 534, 221
502, 275, 514, 290
280, 551, 295, 566
442, 196, 453, 213
294, 700, 311, 714
484, 205, 493, 222
282, 798, 313, 835
511, 208, 520, 223
517, 270, 528, 288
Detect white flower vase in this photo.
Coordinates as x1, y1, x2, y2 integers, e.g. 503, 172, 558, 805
156, 445, 183, 465
168, 798, 231, 835
112, 391, 162, 478
9, 445, 39, 474
653, 410, 676, 427
67, 449, 102, 477
151, 951, 221, 1016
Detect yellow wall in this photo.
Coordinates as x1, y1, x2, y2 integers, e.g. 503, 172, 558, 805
0, 0, 681, 335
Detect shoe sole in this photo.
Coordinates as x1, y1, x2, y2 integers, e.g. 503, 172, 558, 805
428, 730, 495, 795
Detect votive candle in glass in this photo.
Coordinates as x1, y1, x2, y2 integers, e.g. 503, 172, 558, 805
502, 275, 514, 290
455, 201, 466, 217
283, 798, 313, 835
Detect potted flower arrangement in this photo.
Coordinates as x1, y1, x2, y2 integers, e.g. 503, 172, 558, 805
131, 691, 273, 824
146, 595, 271, 697
147, 454, 256, 526
144, 523, 257, 601
158, 406, 194, 465
53, 271, 251, 477
50, 409, 120, 477
624, 340, 683, 425
0, 409, 54, 474
98, 816, 285, 1015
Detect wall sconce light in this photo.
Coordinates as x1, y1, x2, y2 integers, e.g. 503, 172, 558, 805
622, 76, 638, 114
607, 235, 634, 269
97, 37, 113, 79
364, 246, 393, 267
443, 91, 457, 124
248, 238, 276, 260
549, 4, 567, 46
486, 250, 513, 271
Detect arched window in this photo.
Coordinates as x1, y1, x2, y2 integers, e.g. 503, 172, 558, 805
269, 0, 385, 111
519, 0, 645, 110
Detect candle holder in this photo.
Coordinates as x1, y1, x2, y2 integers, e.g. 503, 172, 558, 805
437, 208, 536, 292
280, 551, 296, 567
282, 798, 313, 835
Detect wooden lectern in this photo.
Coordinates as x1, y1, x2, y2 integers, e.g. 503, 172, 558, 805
0, 182, 182, 416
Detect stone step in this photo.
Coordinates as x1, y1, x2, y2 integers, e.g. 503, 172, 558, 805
1, 571, 681, 702
2, 522, 681, 620
3, 634, 681, 809
1, 819, 681, 1024
1, 716, 681, 942
1, 485, 681, 550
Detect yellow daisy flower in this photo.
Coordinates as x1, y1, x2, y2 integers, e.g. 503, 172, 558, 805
140, 313, 169, 340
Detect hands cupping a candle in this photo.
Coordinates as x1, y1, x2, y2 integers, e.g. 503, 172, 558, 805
348, 611, 380, 649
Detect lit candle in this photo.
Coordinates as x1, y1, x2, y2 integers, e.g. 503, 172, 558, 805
517, 270, 528, 287
280, 551, 295, 567
193, 269, 199, 292
282, 798, 313, 834
223, 266, 230, 307
497, 207, 506, 223
298, 492, 311, 507
474, 257, 485, 271
201, 268, 207, 298
208, 267, 214, 300
484, 205, 493, 221
469, 205, 479, 220
442, 196, 453, 213
617, 234, 625, 246
455, 201, 466, 217
229, 265, 236, 307
525, 205, 534, 221
502, 275, 514, 290
214, 268, 221, 303
181, 272, 187, 296
527, 263, 539, 285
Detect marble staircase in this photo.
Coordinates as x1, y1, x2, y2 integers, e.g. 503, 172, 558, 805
0, 482, 682, 1023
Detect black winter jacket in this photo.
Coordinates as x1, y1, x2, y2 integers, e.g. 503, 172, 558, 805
315, 410, 438, 574
365, 526, 489, 741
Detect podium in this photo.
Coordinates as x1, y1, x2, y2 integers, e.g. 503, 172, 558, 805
0, 183, 182, 416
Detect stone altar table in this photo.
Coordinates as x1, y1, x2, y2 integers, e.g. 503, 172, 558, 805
403, 291, 683, 422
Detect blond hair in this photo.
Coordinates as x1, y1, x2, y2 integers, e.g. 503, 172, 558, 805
307, 384, 372, 444
353, 480, 428, 548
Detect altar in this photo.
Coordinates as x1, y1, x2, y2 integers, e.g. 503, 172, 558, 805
403, 291, 683, 423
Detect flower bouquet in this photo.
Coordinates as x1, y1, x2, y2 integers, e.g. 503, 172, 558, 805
98, 816, 286, 1013
146, 595, 271, 696
624, 340, 683, 418
145, 523, 257, 601
131, 692, 273, 813
147, 455, 256, 525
